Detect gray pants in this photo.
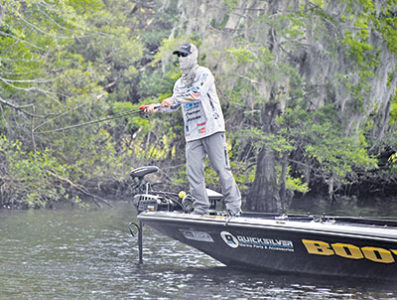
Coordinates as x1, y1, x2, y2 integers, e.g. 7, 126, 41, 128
186, 132, 241, 215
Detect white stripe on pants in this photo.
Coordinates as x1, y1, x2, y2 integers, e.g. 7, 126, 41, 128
186, 132, 241, 214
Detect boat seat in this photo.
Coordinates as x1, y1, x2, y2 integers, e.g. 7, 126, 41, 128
130, 166, 159, 179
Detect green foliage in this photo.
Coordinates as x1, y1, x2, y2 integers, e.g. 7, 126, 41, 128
283, 101, 378, 187
343, 33, 374, 68
391, 92, 397, 125
1, 0, 396, 210
0, 0, 149, 207
286, 174, 309, 194
303, 120, 378, 183
0, 136, 72, 208
369, 0, 397, 54
138, 68, 177, 98
390, 152, 397, 164
225, 46, 255, 63
224, 0, 239, 9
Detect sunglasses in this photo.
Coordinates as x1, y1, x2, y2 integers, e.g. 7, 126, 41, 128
177, 52, 189, 57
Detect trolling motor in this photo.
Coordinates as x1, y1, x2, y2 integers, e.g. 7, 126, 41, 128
130, 165, 225, 214
129, 165, 188, 264
129, 166, 187, 214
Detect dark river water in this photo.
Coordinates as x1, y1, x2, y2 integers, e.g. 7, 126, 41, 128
1, 202, 396, 299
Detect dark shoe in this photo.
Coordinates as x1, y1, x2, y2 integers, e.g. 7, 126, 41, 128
227, 209, 241, 217
217, 210, 241, 217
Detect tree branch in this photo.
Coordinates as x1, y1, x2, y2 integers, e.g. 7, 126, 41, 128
0, 96, 45, 118
47, 170, 112, 208
0, 31, 44, 50
0, 76, 56, 97
16, 12, 71, 39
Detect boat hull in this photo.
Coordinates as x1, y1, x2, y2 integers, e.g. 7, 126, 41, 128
138, 212, 397, 280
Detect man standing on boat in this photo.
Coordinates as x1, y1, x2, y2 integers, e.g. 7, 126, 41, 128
144, 43, 241, 216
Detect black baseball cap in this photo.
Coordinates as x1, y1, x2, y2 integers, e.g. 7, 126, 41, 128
172, 43, 193, 56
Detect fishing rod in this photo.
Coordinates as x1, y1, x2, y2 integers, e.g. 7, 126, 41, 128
35, 104, 159, 134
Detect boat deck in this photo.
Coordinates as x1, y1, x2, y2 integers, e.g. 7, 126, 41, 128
138, 211, 397, 242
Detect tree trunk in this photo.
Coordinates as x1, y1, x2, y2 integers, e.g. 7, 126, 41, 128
0, 3, 4, 25
328, 175, 337, 206
279, 152, 288, 213
247, 146, 281, 213
246, 98, 282, 213
0, 3, 3, 25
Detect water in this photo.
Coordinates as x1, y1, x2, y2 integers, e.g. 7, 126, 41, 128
1, 203, 396, 299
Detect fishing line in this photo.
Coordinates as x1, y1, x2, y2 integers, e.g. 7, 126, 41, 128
33, 101, 91, 131
35, 108, 143, 134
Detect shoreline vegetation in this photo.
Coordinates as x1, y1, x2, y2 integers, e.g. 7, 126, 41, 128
0, 0, 396, 213
1, 173, 396, 217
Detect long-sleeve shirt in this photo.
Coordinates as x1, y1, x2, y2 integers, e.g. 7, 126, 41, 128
159, 66, 225, 142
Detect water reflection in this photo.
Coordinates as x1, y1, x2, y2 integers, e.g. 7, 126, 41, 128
0, 203, 396, 299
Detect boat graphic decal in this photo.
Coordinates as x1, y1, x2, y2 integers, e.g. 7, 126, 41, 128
302, 239, 397, 264
180, 230, 214, 242
221, 231, 239, 248
221, 231, 294, 252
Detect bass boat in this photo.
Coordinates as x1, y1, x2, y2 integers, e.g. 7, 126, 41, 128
129, 166, 397, 280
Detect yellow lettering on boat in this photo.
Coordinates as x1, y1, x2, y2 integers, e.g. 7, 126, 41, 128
361, 247, 395, 264
302, 239, 334, 256
302, 239, 397, 264
331, 243, 363, 259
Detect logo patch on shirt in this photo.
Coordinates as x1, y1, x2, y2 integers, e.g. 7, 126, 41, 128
183, 88, 201, 100
187, 109, 200, 116
187, 116, 201, 123
199, 127, 206, 134
191, 90, 201, 98
185, 102, 200, 110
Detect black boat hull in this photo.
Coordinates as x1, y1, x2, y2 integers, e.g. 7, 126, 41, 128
138, 212, 397, 280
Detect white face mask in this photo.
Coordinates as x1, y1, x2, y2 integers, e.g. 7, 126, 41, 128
179, 44, 198, 75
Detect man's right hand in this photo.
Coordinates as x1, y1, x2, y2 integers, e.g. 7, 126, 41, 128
161, 97, 173, 108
